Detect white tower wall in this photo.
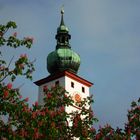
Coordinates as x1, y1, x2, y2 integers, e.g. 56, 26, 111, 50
38, 75, 90, 114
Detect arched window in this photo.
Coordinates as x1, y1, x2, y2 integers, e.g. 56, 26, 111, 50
62, 36, 65, 43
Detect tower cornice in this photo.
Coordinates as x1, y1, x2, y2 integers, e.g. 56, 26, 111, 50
34, 70, 93, 87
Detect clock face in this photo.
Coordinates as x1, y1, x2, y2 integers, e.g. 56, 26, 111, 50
73, 92, 81, 102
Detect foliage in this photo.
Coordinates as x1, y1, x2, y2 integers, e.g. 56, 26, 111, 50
0, 21, 97, 140
0, 83, 96, 139
0, 21, 140, 140
125, 98, 140, 139
0, 21, 34, 82
94, 98, 140, 140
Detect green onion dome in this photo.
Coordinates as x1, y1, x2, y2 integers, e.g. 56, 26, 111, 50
47, 48, 80, 74
47, 8, 81, 74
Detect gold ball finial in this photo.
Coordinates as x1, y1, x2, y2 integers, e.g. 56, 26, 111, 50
61, 5, 64, 14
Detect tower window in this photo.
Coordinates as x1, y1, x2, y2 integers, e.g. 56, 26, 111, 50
55, 81, 59, 86
43, 85, 48, 92
58, 38, 60, 43
82, 87, 85, 93
62, 36, 65, 43
71, 82, 74, 88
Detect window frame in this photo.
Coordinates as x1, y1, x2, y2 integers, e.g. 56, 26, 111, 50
82, 86, 85, 93
71, 82, 74, 88
55, 80, 59, 86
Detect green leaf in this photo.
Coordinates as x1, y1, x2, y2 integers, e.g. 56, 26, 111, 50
11, 75, 16, 81
131, 101, 137, 107
6, 21, 17, 29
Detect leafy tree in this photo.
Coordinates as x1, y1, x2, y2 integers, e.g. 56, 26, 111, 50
0, 21, 35, 139
0, 21, 97, 140
125, 98, 140, 139
94, 98, 140, 140
0, 21, 140, 140
0, 21, 34, 82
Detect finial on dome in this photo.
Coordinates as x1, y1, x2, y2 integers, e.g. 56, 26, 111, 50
57, 5, 69, 33
60, 5, 65, 26
61, 5, 64, 15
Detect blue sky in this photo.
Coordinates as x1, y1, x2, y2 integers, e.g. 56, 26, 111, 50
1, 0, 140, 128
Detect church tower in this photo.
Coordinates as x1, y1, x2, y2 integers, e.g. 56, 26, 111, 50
34, 9, 93, 111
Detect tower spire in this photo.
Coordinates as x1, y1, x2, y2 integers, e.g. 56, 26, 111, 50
57, 6, 69, 33
47, 8, 81, 74
60, 5, 65, 26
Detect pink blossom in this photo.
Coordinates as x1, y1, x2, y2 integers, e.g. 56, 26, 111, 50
50, 111, 55, 118
20, 129, 27, 137
20, 54, 27, 59
89, 111, 94, 118
24, 37, 34, 43
99, 125, 102, 130
7, 83, 12, 89
105, 123, 110, 128
36, 110, 41, 116
51, 122, 55, 128
0, 66, 5, 70
64, 94, 68, 98
46, 93, 52, 99
19, 95, 22, 99
41, 111, 45, 116
34, 128, 38, 133
59, 106, 65, 112
32, 112, 37, 119
19, 64, 24, 69
3, 90, 9, 98
90, 126, 95, 132
73, 115, 80, 128
96, 133, 101, 139
34, 101, 38, 106
30, 37, 34, 43
51, 85, 55, 89
76, 114, 80, 120
45, 108, 49, 113
25, 97, 29, 102
22, 105, 29, 112
13, 32, 17, 37
73, 119, 78, 128
38, 121, 43, 126
110, 129, 113, 135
